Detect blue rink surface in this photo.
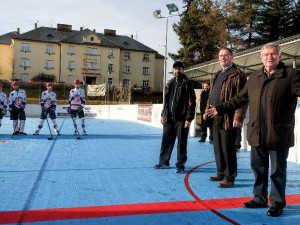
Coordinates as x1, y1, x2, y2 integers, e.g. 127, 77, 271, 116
0, 117, 300, 225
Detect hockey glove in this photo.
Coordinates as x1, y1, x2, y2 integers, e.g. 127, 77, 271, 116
67, 107, 71, 114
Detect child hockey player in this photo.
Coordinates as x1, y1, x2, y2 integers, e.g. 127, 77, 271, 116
68, 79, 87, 135
9, 81, 27, 135
33, 82, 60, 135
0, 83, 8, 128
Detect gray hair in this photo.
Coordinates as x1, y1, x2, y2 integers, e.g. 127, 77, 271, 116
260, 42, 281, 56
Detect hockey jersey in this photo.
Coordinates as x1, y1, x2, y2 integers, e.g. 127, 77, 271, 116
0, 92, 8, 109
9, 89, 26, 109
41, 91, 57, 110
69, 88, 85, 110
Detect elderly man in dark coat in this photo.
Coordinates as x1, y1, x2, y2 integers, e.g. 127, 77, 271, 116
207, 43, 300, 217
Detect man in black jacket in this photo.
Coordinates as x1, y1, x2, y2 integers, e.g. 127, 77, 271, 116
199, 82, 213, 142
154, 61, 196, 174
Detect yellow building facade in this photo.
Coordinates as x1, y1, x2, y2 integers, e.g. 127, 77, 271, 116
0, 24, 164, 90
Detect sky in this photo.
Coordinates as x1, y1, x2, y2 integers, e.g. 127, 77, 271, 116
0, 0, 185, 81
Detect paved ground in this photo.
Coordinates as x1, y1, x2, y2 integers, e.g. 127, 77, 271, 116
0, 117, 300, 224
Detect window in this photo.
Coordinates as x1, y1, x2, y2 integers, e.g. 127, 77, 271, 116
123, 52, 130, 60
21, 58, 30, 67
108, 78, 113, 85
123, 66, 130, 73
68, 75, 74, 83
86, 62, 98, 70
143, 80, 149, 87
21, 43, 30, 52
45, 60, 54, 69
143, 54, 150, 61
68, 46, 75, 54
108, 49, 113, 58
108, 64, 113, 72
123, 79, 130, 86
46, 45, 54, 54
21, 73, 29, 81
68, 61, 75, 69
86, 47, 98, 55
143, 67, 150, 75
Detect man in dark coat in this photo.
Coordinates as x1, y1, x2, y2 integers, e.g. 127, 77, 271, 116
207, 43, 300, 217
199, 82, 213, 143
154, 61, 196, 174
204, 48, 248, 188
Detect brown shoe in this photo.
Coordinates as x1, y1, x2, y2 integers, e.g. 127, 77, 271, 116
209, 174, 224, 181
218, 180, 234, 188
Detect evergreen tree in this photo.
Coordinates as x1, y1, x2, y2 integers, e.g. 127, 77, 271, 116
171, 0, 226, 66
292, 0, 300, 35
255, 0, 296, 43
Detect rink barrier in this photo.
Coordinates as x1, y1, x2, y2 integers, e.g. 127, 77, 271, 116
12, 103, 300, 164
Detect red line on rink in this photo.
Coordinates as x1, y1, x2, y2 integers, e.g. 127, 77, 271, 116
1, 195, 300, 224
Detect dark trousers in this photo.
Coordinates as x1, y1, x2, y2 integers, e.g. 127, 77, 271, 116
159, 121, 189, 168
201, 115, 213, 141
212, 117, 237, 182
251, 146, 289, 209
235, 128, 242, 150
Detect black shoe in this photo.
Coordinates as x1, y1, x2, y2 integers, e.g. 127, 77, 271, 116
18, 132, 27, 135
13, 131, 19, 135
198, 139, 206, 142
243, 200, 268, 208
267, 207, 283, 217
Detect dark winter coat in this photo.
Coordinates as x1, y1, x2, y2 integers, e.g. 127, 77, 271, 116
207, 63, 248, 130
161, 74, 196, 123
216, 61, 300, 148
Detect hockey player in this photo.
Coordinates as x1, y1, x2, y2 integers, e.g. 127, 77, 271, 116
68, 79, 87, 135
0, 83, 8, 128
9, 81, 27, 135
33, 82, 60, 135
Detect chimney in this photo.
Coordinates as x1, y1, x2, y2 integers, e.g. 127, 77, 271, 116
104, 29, 116, 36
16, 28, 20, 34
35, 23, 38, 29
80, 27, 83, 31
57, 24, 72, 32
129, 34, 133, 39
93, 29, 96, 33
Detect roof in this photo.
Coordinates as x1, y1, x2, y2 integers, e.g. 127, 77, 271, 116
0, 31, 19, 44
9, 26, 164, 58
185, 34, 300, 81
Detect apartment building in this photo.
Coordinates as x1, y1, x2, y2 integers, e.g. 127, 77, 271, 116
0, 24, 164, 90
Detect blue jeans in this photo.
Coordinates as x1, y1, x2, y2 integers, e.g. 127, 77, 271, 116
251, 146, 289, 209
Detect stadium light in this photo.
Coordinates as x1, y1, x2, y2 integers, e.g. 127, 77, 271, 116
153, 3, 180, 104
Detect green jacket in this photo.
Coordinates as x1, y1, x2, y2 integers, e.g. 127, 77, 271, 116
216, 62, 300, 148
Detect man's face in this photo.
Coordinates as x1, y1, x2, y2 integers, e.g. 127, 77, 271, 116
173, 67, 184, 77
219, 49, 233, 69
75, 83, 80, 88
13, 85, 18, 90
203, 83, 209, 91
47, 86, 53, 91
260, 46, 282, 70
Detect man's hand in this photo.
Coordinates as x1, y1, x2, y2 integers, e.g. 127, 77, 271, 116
160, 117, 164, 124
184, 121, 191, 128
233, 120, 242, 128
207, 105, 218, 118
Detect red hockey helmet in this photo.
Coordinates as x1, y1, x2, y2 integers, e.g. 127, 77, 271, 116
11, 81, 19, 87
74, 79, 80, 84
46, 82, 53, 87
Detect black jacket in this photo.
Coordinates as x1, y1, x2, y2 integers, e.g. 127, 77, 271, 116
200, 89, 209, 114
161, 74, 196, 123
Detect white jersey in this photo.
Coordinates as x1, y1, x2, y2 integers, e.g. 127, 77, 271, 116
69, 87, 85, 110
0, 92, 8, 109
41, 90, 57, 109
9, 89, 26, 109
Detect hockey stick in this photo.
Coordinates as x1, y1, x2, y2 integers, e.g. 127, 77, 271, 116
71, 116, 81, 140
46, 117, 53, 140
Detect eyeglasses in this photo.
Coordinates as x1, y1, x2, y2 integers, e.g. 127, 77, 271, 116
219, 54, 231, 58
